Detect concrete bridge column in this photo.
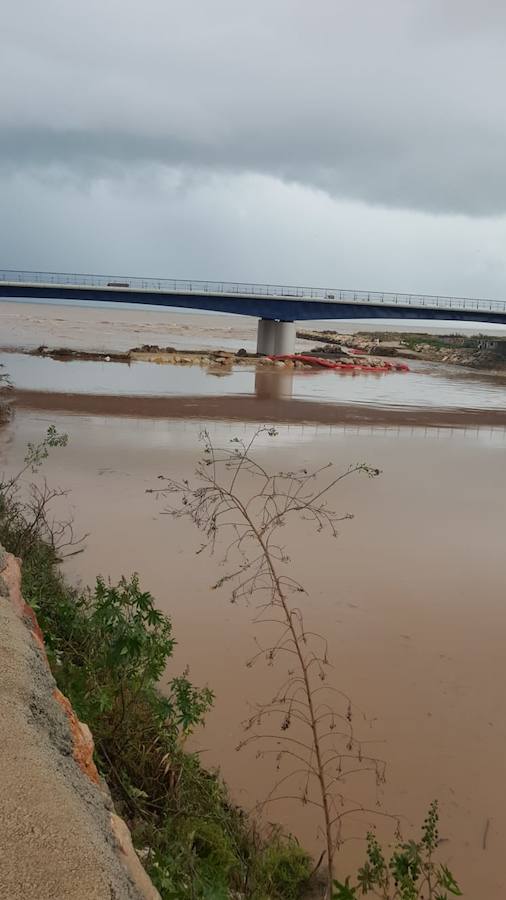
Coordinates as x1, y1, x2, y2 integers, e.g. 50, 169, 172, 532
273, 320, 295, 355
256, 319, 276, 355
256, 319, 295, 355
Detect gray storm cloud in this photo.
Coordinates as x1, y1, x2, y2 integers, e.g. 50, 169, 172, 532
2, 0, 506, 299
3, 0, 506, 215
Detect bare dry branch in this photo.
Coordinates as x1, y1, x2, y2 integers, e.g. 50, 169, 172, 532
150, 427, 387, 898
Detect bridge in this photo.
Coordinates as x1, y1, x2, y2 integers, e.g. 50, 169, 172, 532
2, 269, 506, 355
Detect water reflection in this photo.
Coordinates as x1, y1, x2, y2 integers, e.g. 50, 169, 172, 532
254, 369, 294, 399
3, 349, 506, 413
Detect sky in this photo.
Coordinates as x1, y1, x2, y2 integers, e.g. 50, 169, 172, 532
3, 0, 506, 299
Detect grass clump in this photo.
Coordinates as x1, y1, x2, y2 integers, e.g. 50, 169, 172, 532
254, 842, 315, 900
0, 428, 312, 899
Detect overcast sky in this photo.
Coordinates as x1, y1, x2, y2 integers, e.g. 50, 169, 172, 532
3, 0, 506, 298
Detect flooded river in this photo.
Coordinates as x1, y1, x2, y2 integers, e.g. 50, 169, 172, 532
1, 301, 506, 897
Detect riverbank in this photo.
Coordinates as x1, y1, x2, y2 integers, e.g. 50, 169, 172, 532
0, 447, 316, 899
0, 545, 159, 900
299, 327, 506, 370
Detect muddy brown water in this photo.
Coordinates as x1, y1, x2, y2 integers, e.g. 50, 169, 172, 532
2, 302, 506, 896
1, 409, 505, 897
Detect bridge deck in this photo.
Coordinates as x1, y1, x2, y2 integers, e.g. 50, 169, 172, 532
2, 270, 506, 324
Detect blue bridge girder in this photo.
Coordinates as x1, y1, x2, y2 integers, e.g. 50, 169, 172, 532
2, 270, 506, 326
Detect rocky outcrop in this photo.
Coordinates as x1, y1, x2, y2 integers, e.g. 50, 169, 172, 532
0, 545, 160, 900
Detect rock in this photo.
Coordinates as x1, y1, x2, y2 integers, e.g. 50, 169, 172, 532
52, 689, 101, 786
236, 348, 247, 357
273, 360, 286, 368
110, 814, 162, 900
370, 346, 398, 357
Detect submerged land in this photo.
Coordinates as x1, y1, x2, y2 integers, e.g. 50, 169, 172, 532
5, 325, 506, 372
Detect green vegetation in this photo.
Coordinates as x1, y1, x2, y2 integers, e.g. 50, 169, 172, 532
355, 331, 477, 352
0, 429, 313, 899
333, 802, 461, 899
357, 332, 468, 352
400, 335, 457, 351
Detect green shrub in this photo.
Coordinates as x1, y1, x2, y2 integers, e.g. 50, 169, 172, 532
333, 802, 461, 899
253, 840, 312, 899
48, 573, 213, 744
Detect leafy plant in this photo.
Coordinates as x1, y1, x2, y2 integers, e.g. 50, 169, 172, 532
37, 571, 214, 815
23, 424, 69, 473
333, 802, 461, 899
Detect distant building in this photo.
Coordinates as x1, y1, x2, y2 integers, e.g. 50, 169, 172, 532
476, 335, 506, 356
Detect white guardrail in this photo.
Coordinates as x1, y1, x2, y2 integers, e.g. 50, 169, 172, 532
1, 269, 506, 314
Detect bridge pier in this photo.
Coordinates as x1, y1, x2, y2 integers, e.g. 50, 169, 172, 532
256, 319, 295, 355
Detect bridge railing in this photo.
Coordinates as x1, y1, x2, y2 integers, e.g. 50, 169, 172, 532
1, 269, 506, 314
